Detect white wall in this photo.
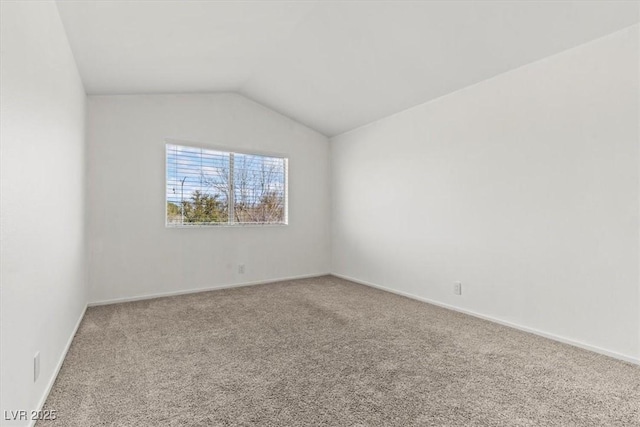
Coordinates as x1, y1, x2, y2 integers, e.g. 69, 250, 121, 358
0, 1, 87, 425
86, 93, 330, 303
331, 25, 640, 362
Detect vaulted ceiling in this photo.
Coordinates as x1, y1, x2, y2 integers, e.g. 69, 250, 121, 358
56, 1, 639, 136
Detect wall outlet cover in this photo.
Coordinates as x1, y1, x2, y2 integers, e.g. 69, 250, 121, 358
34, 352, 40, 382
454, 282, 462, 295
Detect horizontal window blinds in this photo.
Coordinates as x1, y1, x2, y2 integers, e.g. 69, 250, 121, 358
166, 143, 287, 226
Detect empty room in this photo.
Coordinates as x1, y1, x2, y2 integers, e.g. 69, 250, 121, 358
1, 0, 639, 425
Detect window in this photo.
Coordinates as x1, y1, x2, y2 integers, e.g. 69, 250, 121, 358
166, 143, 288, 226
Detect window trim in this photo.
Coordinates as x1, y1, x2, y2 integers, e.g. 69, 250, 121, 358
165, 139, 289, 228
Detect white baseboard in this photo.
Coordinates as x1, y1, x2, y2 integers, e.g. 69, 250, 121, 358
30, 303, 87, 427
88, 273, 330, 307
332, 273, 639, 366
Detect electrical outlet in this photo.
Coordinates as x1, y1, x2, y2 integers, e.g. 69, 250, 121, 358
453, 282, 462, 295
238, 264, 245, 274
34, 352, 40, 382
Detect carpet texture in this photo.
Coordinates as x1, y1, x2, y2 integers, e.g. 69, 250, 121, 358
41, 276, 639, 426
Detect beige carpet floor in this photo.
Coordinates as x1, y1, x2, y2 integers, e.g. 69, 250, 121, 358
40, 276, 639, 426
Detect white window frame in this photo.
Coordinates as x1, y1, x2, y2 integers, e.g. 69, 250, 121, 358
165, 139, 289, 228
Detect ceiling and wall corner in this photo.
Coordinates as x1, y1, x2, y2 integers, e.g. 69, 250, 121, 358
55, 0, 640, 137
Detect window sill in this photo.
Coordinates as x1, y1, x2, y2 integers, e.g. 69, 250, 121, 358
165, 223, 288, 229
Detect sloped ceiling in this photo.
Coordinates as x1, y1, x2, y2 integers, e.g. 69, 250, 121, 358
56, 0, 639, 136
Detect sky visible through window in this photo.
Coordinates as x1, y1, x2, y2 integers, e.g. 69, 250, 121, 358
166, 144, 286, 225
